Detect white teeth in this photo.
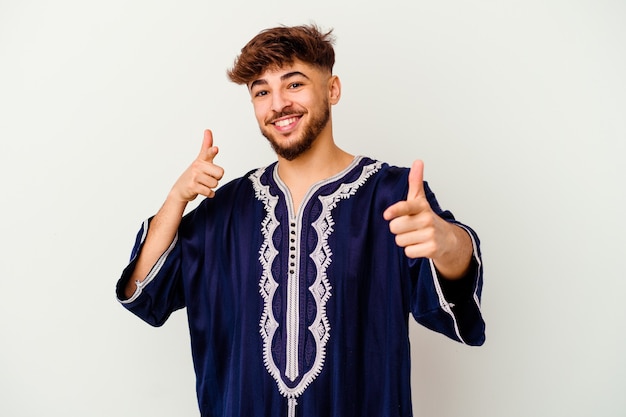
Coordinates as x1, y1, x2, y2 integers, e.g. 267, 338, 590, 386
275, 117, 298, 127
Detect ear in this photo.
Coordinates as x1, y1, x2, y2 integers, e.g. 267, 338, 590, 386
328, 75, 341, 105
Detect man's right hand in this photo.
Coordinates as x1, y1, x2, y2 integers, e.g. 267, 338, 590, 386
123, 129, 225, 298
170, 129, 225, 202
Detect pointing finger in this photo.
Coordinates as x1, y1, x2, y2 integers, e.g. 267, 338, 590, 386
199, 129, 218, 162
383, 160, 426, 221
407, 159, 425, 200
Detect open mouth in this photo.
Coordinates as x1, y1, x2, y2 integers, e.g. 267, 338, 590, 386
272, 115, 301, 132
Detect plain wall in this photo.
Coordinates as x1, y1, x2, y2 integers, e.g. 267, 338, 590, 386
1, 1, 624, 416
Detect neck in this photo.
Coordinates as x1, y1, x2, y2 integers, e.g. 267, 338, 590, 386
277, 137, 353, 186
276, 130, 354, 213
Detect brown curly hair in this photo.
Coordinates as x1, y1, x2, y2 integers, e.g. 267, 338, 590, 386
226, 24, 336, 85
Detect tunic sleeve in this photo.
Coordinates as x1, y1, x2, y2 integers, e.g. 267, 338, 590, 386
409, 183, 486, 346
115, 217, 186, 327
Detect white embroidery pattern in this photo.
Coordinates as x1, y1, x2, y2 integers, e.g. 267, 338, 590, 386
305, 159, 383, 390
250, 167, 281, 382
250, 160, 382, 416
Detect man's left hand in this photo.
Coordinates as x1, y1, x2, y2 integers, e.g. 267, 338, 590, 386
383, 160, 472, 279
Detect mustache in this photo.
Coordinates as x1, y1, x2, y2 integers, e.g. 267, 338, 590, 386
265, 108, 304, 124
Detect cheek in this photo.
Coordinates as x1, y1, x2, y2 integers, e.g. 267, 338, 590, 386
252, 103, 267, 123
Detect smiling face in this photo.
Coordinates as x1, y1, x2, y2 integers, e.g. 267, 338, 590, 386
248, 60, 340, 161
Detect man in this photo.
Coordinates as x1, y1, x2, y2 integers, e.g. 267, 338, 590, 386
117, 24, 485, 417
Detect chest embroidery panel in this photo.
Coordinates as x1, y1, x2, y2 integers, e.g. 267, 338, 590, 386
249, 158, 383, 417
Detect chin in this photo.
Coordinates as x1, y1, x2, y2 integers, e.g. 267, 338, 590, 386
269, 137, 315, 161
261, 105, 329, 160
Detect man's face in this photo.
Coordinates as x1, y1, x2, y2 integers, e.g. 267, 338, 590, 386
248, 61, 338, 161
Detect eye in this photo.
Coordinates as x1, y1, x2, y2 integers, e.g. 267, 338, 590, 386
253, 90, 268, 98
288, 82, 303, 89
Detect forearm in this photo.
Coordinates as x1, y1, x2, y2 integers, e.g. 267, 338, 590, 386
432, 223, 473, 280
121, 129, 223, 300
124, 195, 188, 299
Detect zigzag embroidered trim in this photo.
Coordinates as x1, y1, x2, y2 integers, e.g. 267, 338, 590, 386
250, 160, 383, 415
250, 168, 281, 388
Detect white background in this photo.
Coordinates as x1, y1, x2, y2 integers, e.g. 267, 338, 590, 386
1, 1, 625, 416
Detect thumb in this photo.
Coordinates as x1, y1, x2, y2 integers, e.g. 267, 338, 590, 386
407, 159, 425, 200
199, 129, 218, 162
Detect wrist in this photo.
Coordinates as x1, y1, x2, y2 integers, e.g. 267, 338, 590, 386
433, 223, 473, 280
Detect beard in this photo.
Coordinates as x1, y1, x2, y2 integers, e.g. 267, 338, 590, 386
260, 101, 330, 161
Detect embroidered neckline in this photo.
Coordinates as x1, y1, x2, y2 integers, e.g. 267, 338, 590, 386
250, 157, 383, 417
272, 155, 365, 220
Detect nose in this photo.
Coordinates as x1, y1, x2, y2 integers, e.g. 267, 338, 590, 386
271, 90, 292, 113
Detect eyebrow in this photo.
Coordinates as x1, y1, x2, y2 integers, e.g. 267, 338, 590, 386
249, 71, 310, 90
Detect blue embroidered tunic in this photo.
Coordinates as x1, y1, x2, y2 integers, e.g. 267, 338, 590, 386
116, 156, 485, 417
